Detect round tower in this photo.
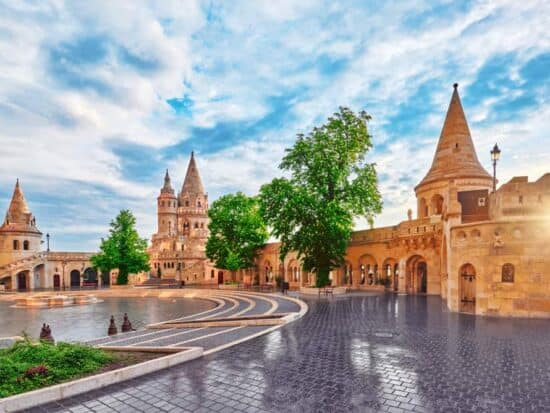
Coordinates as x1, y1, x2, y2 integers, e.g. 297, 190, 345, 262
157, 170, 178, 236
414, 84, 492, 218
0, 179, 42, 268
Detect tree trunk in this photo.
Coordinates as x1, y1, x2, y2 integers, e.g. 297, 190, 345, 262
316, 266, 330, 288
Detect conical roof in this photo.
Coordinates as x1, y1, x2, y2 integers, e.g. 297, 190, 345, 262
181, 152, 205, 195
416, 84, 491, 190
160, 169, 175, 196
0, 179, 41, 234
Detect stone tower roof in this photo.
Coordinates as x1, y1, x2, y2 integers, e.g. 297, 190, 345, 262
160, 169, 175, 196
416, 84, 491, 190
181, 152, 205, 195
0, 179, 41, 234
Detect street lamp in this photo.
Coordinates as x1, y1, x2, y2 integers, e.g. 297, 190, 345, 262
46, 233, 50, 252
490, 143, 501, 193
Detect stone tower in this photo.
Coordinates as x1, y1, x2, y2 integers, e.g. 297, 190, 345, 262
178, 151, 209, 238
415, 84, 492, 219
157, 170, 178, 236
149, 152, 210, 280
0, 180, 42, 267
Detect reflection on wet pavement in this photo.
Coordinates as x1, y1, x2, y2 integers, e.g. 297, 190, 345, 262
0, 297, 214, 342
29, 294, 550, 412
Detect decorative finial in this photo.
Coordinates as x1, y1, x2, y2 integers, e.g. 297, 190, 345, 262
453, 83, 458, 90
191, 151, 194, 157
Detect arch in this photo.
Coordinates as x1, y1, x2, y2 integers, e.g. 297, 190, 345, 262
263, 260, 273, 283
459, 263, 476, 313
16, 271, 29, 290
82, 267, 98, 285
0, 275, 13, 290
382, 257, 398, 290
431, 194, 444, 215
287, 259, 301, 283
53, 274, 61, 289
358, 254, 377, 285
70, 269, 81, 288
211, 269, 215, 279
217, 271, 224, 284
419, 198, 428, 218
406, 255, 427, 294
340, 261, 353, 286
23, 240, 30, 250
33, 263, 45, 289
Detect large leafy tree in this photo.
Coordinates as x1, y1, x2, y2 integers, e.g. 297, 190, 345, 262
91, 210, 150, 285
259, 107, 382, 287
206, 193, 268, 281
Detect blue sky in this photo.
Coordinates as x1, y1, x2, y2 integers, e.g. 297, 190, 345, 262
0, 0, 548, 251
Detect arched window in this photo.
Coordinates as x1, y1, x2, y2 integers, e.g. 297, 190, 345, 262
194, 222, 199, 228
211, 270, 215, 279
185, 200, 189, 207
13, 240, 19, 250
200, 223, 204, 228
197, 201, 201, 207
23, 240, 29, 250
502, 263, 515, 283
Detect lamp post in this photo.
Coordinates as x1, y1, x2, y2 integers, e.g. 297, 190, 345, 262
490, 143, 501, 193
46, 233, 50, 252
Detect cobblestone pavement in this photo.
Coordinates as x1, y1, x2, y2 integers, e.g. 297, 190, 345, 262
30, 294, 550, 413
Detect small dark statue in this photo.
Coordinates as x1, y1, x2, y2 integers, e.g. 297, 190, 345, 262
39, 323, 54, 343
108, 315, 118, 335
121, 313, 135, 332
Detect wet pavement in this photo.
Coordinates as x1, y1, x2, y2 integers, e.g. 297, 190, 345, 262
28, 293, 550, 412
0, 297, 214, 342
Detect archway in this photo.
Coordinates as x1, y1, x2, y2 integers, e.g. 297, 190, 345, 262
287, 260, 300, 283
33, 264, 45, 290
82, 267, 98, 286
16, 271, 29, 290
383, 258, 398, 291
70, 270, 80, 288
0, 275, 12, 291
358, 254, 377, 286
217, 271, 224, 285
406, 255, 427, 294
431, 194, 444, 215
263, 260, 273, 283
53, 274, 61, 289
459, 263, 476, 313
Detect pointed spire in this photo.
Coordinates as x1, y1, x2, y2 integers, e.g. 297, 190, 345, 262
160, 169, 175, 195
181, 151, 205, 195
416, 84, 491, 189
1, 179, 40, 233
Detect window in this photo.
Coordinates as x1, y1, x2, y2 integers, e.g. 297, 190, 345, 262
518, 195, 523, 204
478, 197, 486, 207
194, 222, 199, 228
23, 240, 29, 250
502, 263, 515, 283
185, 200, 189, 207
13, 240, 19, 250
211, 270, 214, 279
197, 201, 201, 207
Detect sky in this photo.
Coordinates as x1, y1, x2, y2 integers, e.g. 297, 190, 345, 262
0, 0, 548, 252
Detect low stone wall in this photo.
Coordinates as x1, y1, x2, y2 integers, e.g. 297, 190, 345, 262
300, 286, 348, 295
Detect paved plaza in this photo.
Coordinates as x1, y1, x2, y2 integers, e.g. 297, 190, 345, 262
31, 293, 550, 413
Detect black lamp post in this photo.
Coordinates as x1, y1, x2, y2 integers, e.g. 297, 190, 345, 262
46, 233, 50, 252
490, 143, 501, 193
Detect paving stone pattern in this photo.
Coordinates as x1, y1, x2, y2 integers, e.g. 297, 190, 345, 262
30, 294, 550, 412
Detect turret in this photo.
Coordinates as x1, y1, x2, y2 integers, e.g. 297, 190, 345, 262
0, 180, 42, 267
415, 84, 492, 218
178, 152, 208, 236
157, 170, 178, 235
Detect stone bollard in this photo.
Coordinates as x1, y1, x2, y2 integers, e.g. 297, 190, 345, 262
108, 315, 118, 335
121, 313, 134, 332
39, 323, 54, 343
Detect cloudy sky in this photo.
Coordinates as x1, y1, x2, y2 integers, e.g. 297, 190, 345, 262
0, 0, 548, 251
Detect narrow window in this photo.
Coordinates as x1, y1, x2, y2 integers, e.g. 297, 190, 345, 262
13, 240, 19, 250
23, 240, 29, 250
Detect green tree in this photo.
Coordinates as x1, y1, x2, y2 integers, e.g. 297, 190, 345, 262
91, 210, 150, 285
206, 193, 268, 281
259, 107, 382, 287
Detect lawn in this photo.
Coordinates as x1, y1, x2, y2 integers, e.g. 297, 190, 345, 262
0, 339, 114, 398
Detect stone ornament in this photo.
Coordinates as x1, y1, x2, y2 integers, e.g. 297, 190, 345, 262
108, 315, 118, 335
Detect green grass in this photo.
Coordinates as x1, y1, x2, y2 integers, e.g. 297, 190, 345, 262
0, 339, 114, 398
